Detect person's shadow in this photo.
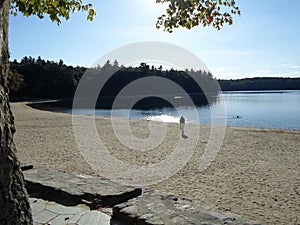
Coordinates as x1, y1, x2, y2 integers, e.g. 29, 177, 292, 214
181, 134, 188, 139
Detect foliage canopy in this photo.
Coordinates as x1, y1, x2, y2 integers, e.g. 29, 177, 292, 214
10, 0, 96, 24
156, 0, 241, 32
9, 0, 240, 30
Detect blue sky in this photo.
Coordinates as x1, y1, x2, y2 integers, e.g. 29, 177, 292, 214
9, 0, 300, 79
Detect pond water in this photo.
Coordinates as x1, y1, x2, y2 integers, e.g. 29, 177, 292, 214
70, 90, 300, 130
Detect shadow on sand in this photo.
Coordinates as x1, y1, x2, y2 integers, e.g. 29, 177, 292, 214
181, 134, 188, 139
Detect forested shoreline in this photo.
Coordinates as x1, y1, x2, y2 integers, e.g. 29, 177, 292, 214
219, 77, 300, 91
9, 57, 216, 104
9, 57, 300, 103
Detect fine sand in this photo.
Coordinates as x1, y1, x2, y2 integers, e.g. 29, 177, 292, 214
11, 102, 300, 225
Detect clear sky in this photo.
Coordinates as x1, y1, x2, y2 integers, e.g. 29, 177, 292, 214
9, 0, 300, 79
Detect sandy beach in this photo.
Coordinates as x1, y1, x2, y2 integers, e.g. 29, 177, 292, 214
11, 102, 300, 225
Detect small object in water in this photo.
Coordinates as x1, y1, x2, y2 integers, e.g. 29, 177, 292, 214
236, 115, 241, 119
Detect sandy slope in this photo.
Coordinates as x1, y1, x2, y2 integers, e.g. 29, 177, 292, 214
11, 102, 300, 224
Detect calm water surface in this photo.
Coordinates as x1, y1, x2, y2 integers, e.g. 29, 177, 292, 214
71, 90, 300, 130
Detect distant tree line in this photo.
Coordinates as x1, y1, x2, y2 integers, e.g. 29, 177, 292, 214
9, 57, 300, 104
9, 56, 86, 100
219, 77, 300, 91
80, 60, 217, 108
9, 57, 216, 104
85, 60, 215, 96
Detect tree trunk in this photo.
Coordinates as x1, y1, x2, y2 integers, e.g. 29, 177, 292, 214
0, 0, 33, 224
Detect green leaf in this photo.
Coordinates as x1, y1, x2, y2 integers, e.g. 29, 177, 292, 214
156, 0, 241, 32
10, 0, 95, 24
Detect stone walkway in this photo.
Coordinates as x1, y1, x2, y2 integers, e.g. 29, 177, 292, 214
30, 198, 107, 225
24, 167, 138, 224
24, 168, 262, 225
30, 198, 124, 225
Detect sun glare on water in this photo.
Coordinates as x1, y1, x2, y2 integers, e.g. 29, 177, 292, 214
146, 115, 179, 123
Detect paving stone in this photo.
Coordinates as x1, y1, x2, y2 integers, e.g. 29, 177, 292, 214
45, 202, 87, 215
67, 214, 82, 224
30, 198, 125, 225
33, 209, 57, 224
77, 211, 109, 225
31, 200, 46, 216
48, 214, 75, 225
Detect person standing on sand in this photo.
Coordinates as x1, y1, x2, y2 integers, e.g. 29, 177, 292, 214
179, 116, 185, 136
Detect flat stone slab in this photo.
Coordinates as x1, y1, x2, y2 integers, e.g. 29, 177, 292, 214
24, 168, 142, 208
113, 188, 262, 225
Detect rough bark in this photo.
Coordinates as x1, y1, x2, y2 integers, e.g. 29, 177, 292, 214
0, 0, 33, 224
